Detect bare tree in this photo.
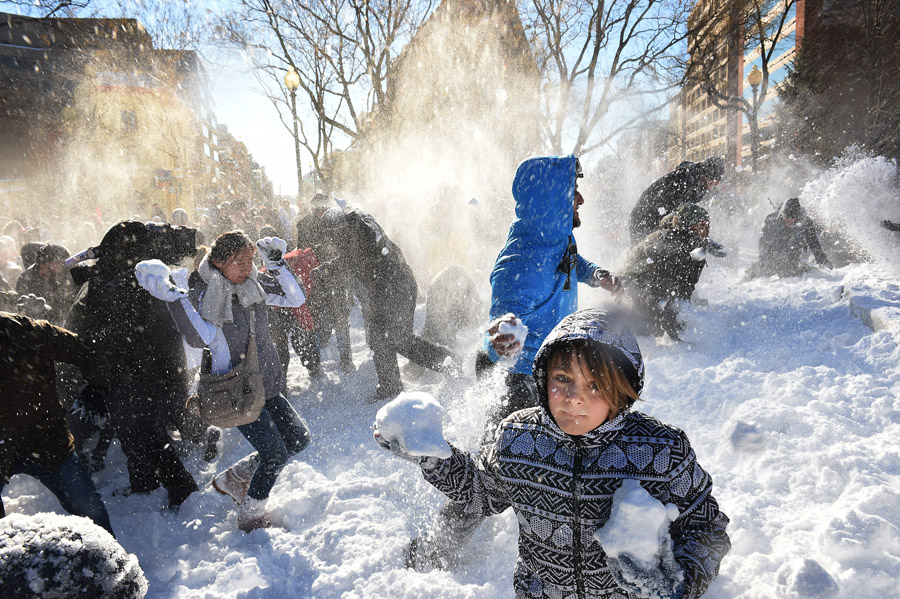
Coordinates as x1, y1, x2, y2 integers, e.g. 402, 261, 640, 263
685, 0, 798, 168
518, 0, 697, 157
216, 0, 433, 189
1, 1, 93, 18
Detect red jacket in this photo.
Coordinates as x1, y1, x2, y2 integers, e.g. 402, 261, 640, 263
281, 247, 320, 330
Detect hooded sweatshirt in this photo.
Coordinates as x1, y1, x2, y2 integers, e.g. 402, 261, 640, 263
485, 155, 600, 375
424, 309, 730, 599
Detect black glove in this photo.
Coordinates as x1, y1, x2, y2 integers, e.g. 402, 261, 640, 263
704, 240, 727, 258
606, 538, 685, 599
70, 385, 109, 428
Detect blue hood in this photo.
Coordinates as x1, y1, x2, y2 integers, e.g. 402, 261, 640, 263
487, 155, 584, 374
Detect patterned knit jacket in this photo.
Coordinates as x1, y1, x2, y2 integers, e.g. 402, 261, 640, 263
422, 407, 730, 599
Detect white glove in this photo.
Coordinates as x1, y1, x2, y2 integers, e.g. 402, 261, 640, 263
135, 259, 187, 302
256, 237, 287, 269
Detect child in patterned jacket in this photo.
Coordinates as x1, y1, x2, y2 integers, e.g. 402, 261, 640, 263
375, 308, 730, 599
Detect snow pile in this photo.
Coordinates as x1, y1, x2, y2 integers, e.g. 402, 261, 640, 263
800, 153, 900, 269
594, 479, 679, 566
0, 512, 147, 599
375, 391, 452, 458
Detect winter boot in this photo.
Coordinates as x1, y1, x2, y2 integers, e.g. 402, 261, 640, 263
238, 497, 271, 532
213, 453, 260, 505
203, 427, 221, 463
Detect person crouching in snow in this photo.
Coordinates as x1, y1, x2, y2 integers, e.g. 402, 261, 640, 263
136, 232, 311, 531
374, 308, 730, 598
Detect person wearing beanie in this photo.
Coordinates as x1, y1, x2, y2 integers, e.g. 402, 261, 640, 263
620, 203, 726, 340
629, 157, 726, 245
15, 243, 77, 325
745, 197, 831, 279
375, 308, 730, 599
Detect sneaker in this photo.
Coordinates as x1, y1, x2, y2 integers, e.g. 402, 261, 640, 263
212, 454, 259, 505
238, 497, 271, 532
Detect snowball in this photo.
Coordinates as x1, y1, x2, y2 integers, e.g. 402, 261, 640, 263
375, 392, 451, 458
498, 317, 528, 346
594, 479, 679, 568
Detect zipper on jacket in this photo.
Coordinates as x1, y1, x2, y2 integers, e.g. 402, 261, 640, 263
572, 437, 585, 599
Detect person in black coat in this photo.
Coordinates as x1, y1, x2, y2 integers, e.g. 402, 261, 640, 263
629, 157, 725, 245
744, 197, 832, 279
65, 221, 199, 508
621, 203, 725, 340
317, 207, 460, 400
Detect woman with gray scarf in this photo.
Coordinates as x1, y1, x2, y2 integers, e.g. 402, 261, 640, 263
136, 231, 311, 532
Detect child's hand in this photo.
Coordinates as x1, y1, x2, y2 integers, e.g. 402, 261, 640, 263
606, 538, 685, 599
487, 313, 527, 357
373, 425, 442, 470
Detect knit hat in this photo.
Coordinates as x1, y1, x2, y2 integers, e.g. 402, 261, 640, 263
674, 203, 709, 229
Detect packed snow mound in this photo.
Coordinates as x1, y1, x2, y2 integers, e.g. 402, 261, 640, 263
0, 512, 148, 599
775, 558, 840, 599
594, 479, 680, 567
375, 391, 452, 458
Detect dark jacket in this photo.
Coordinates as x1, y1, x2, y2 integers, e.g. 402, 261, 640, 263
322, 207, 415, 306
14, 265, 77, 325
755, 210, 828, 277
620, 220, 708, 305
65, 266, 189, 420
421, 312, 730, 599
0, 313, 91, 482
629, 162, 715, 244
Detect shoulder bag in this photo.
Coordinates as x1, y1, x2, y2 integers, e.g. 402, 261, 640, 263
191, 312, 267, 428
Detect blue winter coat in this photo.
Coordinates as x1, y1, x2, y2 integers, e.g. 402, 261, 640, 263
485, 155, 600, 375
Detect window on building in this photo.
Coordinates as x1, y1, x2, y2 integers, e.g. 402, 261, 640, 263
121, 110, 137, 132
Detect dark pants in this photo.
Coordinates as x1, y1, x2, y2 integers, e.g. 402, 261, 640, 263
270, 309, 321, 380
114, 406, 198, 507
364, 273, 455, 398
1, 451, 114, 537
238, 394, 310, 501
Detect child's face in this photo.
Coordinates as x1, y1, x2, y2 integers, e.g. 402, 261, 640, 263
214, 245, 255, 285
547, 351, 611, 436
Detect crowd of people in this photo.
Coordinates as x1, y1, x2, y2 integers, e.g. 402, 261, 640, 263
2, 152, 873, 597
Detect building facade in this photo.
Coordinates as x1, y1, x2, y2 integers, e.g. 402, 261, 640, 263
0, 12, 272, 224
670, 0, 823, 169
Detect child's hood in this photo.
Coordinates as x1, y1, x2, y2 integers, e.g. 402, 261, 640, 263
532, 308, 645, 411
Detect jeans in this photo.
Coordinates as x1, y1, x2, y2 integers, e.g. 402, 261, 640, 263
238, 394, 310, 501
0, 451, 114, 537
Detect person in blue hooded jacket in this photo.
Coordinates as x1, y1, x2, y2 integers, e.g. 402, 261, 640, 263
406, 154, 623, 570
479, 154, 622, 424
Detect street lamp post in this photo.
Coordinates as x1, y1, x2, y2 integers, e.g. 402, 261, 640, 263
747, 64, 763, 171
284, 66, 302, 198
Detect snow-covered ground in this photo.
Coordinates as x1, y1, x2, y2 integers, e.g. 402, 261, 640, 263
4, 157, 900, 599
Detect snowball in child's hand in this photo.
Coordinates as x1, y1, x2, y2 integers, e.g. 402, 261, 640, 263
594, 479, 680, 567
498, 317, 528, 345
374, 392, 451, 459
